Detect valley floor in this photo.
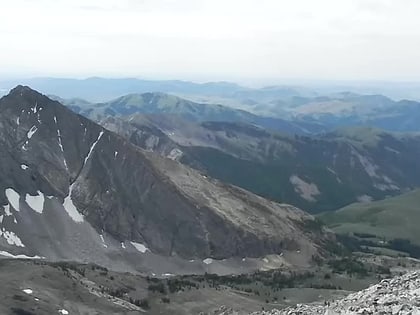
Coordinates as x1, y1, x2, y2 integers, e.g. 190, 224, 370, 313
1, 252, 419, 315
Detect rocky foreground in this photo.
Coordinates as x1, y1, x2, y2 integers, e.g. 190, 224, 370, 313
215, 271, 420, 315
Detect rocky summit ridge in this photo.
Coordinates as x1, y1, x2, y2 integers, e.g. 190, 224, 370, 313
214, 271, 420, 315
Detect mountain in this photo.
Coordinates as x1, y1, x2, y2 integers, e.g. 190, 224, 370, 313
62, 92, 326, 134
0, 86, 331, 273
102, 115, 420, 213
281, 93, 420, 133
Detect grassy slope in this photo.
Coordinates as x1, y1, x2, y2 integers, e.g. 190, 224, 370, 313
318, 189, 420, 244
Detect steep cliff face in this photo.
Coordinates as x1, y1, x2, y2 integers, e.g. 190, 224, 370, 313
0, 86, 330, 270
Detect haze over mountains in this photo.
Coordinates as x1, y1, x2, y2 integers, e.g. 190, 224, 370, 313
3, 77, 420, 135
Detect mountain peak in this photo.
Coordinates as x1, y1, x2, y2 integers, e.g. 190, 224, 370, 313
0, 85, 64, 115
8, 85, 39, 97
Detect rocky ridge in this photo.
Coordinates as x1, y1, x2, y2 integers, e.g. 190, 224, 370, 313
214, 271, 420, 315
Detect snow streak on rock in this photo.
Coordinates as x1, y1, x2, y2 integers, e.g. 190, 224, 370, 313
0, 250, 43, 259
27, 125, 37, 139
62, 130, 104, 223
54, 116, 69, 171
83, 130, 104, 167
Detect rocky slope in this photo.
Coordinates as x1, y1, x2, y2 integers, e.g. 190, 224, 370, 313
0, 86, 330, 273
99, 114, 420, 213
248, 271, 420, 315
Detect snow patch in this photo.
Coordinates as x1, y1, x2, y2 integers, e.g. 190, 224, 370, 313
0, 228, 25, 247
130, 241, 148, 253
5, 188, 20, 211
25, 191, 45, 213
58, 309, 69, 315
121, 242, 126, 249
22, 141, 28, 151
27, 125, 37, 139
0, 250, 42, 259
22, 289, 33, 295
20, 164, 29, 170
63, 184, 84, 223
203, 258, 213, 265
16, 117, 20, 125
162, 273, 174, 277
114, 151, 118, 158
31, 102, 38, 113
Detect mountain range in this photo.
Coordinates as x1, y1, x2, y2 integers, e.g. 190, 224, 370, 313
98, 113, 420, 213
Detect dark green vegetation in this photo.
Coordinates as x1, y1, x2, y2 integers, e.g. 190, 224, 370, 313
319, 189, 420, 257
100, 112, 420, 213
180, 126, 420, 213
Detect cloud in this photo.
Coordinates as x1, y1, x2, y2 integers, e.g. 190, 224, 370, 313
1, 0, 420, 81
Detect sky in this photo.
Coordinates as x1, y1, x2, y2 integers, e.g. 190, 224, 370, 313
1, 0, 420, 83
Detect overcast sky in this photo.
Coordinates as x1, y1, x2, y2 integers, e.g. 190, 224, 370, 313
1, 0, 420, 83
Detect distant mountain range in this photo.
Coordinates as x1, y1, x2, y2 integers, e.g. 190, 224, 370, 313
53, 92, 326, 135
4, 77, 420, 133
0, 86, 331, 273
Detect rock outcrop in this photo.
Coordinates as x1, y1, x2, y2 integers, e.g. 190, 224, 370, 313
251, 271, 420, 315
